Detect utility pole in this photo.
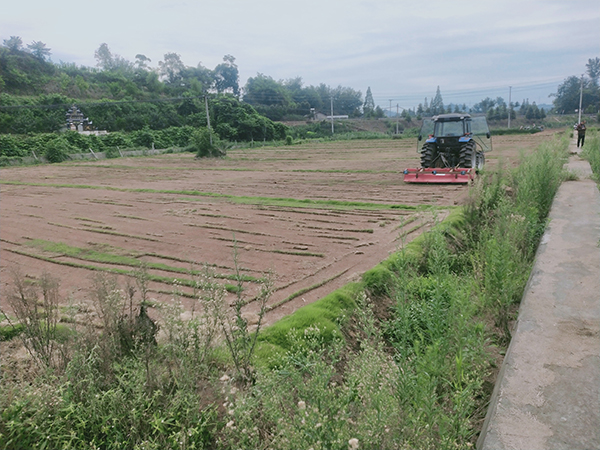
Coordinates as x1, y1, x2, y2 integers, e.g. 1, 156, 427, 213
396, 104, 400, 134
508, 86, 512, 129
578, 74, 584, 124
389, 99, 392, 117
330, 97, 334, 135
204, 95, 213, 145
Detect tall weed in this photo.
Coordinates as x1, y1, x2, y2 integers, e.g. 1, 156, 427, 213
581, 130, 600, 179
3, 270, 72, 372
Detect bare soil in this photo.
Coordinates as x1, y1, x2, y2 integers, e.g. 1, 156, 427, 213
0, 131, 556, 327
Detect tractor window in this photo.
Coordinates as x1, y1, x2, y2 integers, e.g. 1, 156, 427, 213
435, 121, 464, 137
471, 116, 490, 136
420, 118, 435, 138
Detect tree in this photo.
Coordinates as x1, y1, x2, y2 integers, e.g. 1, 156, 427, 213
180, 64, 213, 94
94, 43, 132, 72
213, 55, 239, 96
586, 57, 600, 86
243, 73, 291, 107
2, 36, 23, 52
472, 97, 496, 114
552, 76, 589, 113
430, 86, 444, 115
95, 43, 114, 70
27, 41, 51, 61
551, 58, 600, 114
134, 54, 151, 70
284, 77, 303, 104
159, 52, 185, 85
331, 85, 363, 117
363, 87, 375, 117
374, 105, 385, 119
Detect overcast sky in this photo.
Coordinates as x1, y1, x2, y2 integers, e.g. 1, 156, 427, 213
2, 0, 599, 109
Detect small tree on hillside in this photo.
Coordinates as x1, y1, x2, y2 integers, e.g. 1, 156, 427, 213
2, 36, 23, 52
26, 41, 51, 61
363, 87, 375, 117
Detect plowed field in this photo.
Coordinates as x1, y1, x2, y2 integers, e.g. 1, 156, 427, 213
0, 131, 556, 325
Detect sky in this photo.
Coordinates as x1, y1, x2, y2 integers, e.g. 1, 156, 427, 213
2, 0, 599, 110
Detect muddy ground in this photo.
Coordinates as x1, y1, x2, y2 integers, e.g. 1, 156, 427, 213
0, 131, 557, 326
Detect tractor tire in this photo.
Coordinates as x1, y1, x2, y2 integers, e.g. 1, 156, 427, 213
475, 152, 485, 170
420, 143, 438, 168
458, 141, 477, 168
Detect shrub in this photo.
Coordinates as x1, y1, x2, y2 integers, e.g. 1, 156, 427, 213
44, 139, 71, 163
191, 128, 226, 158
0, 135, 26, 157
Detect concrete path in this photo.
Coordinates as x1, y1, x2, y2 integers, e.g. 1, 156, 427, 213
478, 138, 600, 449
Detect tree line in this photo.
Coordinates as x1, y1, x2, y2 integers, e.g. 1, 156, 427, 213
552, 57, 600, 115
1, 36, 598, 140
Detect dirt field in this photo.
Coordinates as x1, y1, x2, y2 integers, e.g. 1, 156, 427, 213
0, 131, 558, 326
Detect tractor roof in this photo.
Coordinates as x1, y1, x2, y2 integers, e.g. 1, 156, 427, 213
432, 113, 471, 122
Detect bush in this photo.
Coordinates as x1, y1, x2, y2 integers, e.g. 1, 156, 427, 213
191, 128, 226, 158
0, 156, 24, 166
0, 135, 26, 157
44, 139, 72, 163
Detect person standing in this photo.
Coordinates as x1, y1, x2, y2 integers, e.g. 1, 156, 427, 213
576, 120, 587, 148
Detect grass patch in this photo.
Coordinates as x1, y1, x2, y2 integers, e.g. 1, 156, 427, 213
0, 323, 25, 341
12, 240, 259, 286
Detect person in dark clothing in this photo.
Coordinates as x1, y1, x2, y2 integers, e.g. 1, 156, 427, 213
576, 120, 587, 148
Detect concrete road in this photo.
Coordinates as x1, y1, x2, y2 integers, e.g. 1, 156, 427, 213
478, 138, 600, 449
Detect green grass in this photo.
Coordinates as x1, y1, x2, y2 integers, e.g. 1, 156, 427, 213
0, 323, 25, 341
12, 240, 259, 286
581, 130, 600, 181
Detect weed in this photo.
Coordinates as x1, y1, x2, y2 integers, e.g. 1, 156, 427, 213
204, 242, 273, 384
581, 130, 600, 181
2, 270, 72, 371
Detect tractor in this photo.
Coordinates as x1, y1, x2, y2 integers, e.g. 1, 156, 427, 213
403, 114, 492, 183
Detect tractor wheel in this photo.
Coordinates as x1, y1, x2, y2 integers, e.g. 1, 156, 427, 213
458, 141, 477, 168
475, 152, 485, 170
420, 143, 438, 168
